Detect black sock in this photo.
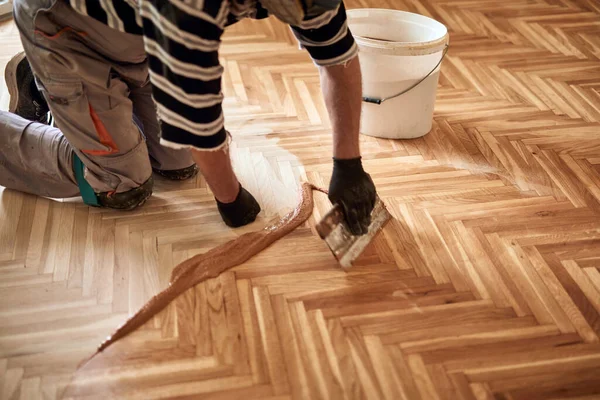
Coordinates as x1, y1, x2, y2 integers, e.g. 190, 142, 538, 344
216, 185, 261, 228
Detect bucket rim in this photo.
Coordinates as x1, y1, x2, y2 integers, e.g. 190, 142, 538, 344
347, 8, 449, 55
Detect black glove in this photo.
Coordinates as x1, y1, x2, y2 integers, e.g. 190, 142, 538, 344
216, 185, 261, 228
328, 157, 377, 235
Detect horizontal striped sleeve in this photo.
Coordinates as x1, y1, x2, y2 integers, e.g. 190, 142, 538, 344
159, 123, 229, 150
112, 0, 143, 34
147, 55, 222, 95
69, 0, 142, 34
140, 0, 229, 151
290, 2, 358, 67
139, 2, 222, 51
69, 0, 108, 25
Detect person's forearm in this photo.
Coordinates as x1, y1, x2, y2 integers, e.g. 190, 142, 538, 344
319, 56, 362, 159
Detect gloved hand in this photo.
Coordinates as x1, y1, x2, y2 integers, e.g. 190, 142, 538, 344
328, 157, 377, 235
216, 185, 261, 228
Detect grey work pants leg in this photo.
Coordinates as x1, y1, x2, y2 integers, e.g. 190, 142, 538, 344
4, 0, 194, 199
0, 111, 79, 197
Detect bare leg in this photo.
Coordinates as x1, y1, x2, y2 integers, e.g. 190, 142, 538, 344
191, 147, 240, 203
191, 146, 260, 227
319, 56, 362, 160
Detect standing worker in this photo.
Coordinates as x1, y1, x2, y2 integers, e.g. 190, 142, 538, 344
1, 0, 377, 234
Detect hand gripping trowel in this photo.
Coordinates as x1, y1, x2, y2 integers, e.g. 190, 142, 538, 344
316, 197, 392, 269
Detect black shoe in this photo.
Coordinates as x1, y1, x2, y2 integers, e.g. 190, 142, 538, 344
97, 176, 154, 211
153, 164, 199, 180
5, 52, 50, 124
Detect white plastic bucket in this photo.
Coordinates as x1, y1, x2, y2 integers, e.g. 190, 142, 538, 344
347, 9, 449, 139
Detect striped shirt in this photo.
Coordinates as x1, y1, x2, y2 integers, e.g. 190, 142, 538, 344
66, 0, 358, 151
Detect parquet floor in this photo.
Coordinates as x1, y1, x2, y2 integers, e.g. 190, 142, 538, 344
1, 1, 600, 399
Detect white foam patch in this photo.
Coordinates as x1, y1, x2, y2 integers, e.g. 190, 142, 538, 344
229, 135, 302, 218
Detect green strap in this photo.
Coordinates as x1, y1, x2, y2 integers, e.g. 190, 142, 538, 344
73, 154, 100, 207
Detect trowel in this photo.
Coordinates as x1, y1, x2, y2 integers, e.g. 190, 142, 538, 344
316, 196, 392, 269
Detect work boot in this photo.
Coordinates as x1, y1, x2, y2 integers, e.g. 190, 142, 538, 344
96, 177, 154, 211
5, 52, 50, 124
153, 164, 199, 180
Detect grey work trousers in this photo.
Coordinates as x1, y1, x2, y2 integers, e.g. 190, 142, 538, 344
0, 0, 194, 198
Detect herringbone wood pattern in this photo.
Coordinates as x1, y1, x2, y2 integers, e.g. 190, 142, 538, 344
1, 0, 600, 399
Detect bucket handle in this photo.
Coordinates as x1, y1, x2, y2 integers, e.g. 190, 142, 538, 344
362, 44, 449, 105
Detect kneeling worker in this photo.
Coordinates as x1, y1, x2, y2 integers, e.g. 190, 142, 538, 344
1, 0, 376, 234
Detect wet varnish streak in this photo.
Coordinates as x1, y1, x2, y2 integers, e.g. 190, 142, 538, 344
94, 183, 326, 357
